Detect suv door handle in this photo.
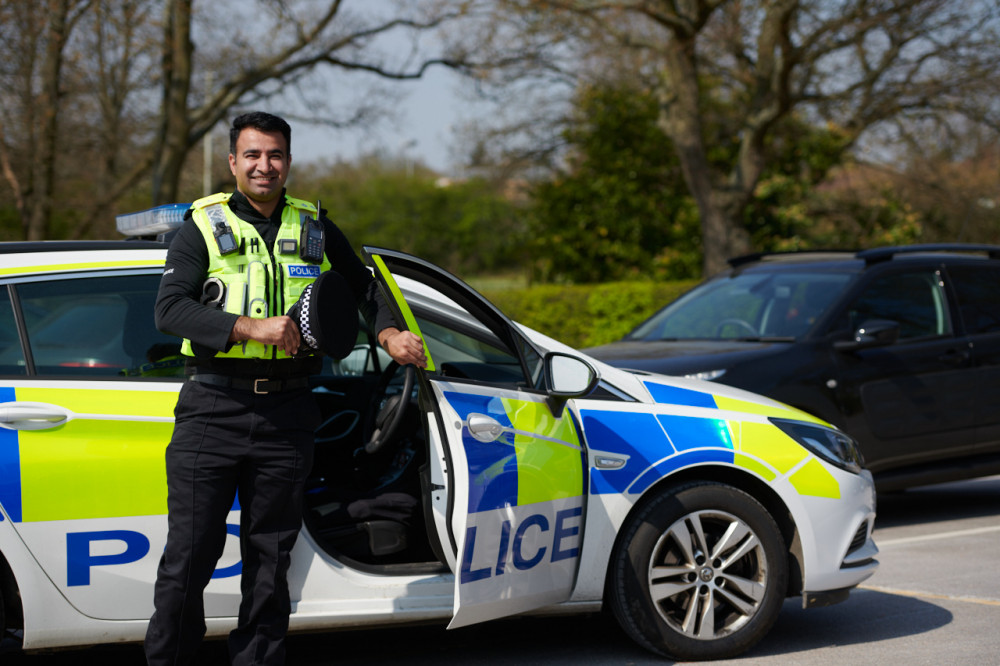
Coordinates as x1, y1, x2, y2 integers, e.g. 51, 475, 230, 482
0, 402, 71, 431
937, 349, 970, 365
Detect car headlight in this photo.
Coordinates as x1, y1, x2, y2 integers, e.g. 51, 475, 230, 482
684, 368, 726, 381
769, 418, 865, 474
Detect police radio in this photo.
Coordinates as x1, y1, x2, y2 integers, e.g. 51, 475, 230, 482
299, 200, 325, 263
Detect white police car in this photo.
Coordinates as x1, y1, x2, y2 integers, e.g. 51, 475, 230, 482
0, 208, 878, 661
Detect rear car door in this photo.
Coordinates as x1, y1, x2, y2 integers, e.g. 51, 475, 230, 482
831, 265, 975, 472
0, 258, 243, 620
365, 247, 588, 629
943, 262, 1000, 457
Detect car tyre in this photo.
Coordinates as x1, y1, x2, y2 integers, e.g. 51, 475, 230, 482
609, 482, 787, 661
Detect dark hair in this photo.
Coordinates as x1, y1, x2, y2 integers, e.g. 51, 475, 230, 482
229, 112, 292, 156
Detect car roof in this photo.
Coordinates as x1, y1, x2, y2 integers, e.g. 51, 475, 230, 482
0, 240, 168, 254
0, 242, 168, 280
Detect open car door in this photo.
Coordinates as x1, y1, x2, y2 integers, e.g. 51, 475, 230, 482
364, 247, 592, 629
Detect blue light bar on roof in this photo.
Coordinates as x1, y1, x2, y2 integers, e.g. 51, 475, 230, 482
115, 203, 190, 237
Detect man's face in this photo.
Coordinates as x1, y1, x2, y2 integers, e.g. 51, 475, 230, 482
228, 127, 291, 204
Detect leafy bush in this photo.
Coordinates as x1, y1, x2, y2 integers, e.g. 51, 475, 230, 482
482, 279, 699, 349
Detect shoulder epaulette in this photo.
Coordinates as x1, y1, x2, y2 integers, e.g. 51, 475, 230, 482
284, 196, 317, 214
192, 192, 232, 210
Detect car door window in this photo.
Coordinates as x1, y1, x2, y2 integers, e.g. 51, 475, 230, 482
414, 311, 531, 387
0, 287, 26, 375
948, 265, 1000, 334
8, 274, 184, 378
847, 270, 950, 340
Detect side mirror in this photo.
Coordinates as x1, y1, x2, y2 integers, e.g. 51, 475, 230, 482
834, 319, 900, 351
544, 352, 599, 415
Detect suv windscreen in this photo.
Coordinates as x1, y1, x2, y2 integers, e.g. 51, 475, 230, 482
628, 271, 852, 341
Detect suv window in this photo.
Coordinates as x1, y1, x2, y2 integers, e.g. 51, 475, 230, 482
948, 265, 1000, 335
1, 274, 184, 378
846, 270, 950, 340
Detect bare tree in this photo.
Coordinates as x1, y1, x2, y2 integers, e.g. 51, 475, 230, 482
0, 1, 497, 239
0, 0, 92, 241
150, 0, 487, 204
68, 0, 161, 239
470, 0, 1000, 275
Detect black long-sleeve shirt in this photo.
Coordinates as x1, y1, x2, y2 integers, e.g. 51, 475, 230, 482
155, 189, 395, 377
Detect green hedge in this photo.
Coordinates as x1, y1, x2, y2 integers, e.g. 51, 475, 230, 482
481, 279, 700, 349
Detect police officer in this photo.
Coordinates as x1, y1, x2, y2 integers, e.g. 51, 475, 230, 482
145, 111, 425, 665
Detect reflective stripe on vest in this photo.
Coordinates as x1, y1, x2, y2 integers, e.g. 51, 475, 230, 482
180, 193, 332, 360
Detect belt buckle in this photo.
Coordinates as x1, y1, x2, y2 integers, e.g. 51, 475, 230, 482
254, 378, 269, 394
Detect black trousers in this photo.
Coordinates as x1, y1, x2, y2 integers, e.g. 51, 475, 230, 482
144, 379, 320, 666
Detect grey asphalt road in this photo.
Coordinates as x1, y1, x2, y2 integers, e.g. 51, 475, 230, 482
6, 475, 999, 665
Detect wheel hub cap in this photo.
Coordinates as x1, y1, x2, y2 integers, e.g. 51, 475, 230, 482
647, 509, 769, 640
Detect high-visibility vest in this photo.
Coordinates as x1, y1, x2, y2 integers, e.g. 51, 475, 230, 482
180, 192, 331, 360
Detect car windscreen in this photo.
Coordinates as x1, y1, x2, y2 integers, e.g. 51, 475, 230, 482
627, 270, 853, 341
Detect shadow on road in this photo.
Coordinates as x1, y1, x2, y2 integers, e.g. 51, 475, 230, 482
875, 475, 1000, 529
737, 589, 951, 660
6, 589, 951, 665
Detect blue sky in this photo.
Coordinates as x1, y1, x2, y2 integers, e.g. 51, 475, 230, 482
291, 66, 474, 174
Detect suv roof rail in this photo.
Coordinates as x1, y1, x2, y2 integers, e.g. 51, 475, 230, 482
856, 243, 1000, 264
727, 249, 856, 268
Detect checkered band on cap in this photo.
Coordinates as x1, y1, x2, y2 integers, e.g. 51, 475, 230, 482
298, 283, 319, 350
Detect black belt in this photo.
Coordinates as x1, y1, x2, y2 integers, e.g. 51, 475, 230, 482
188, 373, 311, 394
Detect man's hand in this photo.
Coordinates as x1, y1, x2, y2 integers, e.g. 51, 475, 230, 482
231, 315, 301, 355
378, 327, 427, 368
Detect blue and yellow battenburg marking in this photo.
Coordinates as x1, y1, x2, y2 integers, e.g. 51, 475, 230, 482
442, 389, 585, 610
0, 385, 177, 523
582, 380, 841, 500
442, 391, 585, 514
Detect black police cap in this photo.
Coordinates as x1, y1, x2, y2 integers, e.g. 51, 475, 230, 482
286, 270, 359, 360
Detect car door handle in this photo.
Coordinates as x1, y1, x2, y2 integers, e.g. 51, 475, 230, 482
937, 349, 970, 365
467, 413, 506, 443
464, 412, 584, 452
0, 402, 71, 431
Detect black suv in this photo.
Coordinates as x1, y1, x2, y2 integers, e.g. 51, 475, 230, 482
586, 244, 1000, 491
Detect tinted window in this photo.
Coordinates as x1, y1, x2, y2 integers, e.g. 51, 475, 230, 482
629, 271, 851, 340
948, 265, 1000, 335
847, 270, 950, 340
2, 274, 184, 378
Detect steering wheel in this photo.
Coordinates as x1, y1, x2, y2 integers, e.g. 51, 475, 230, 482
363, 361, 416, 455
715, 318, 758, 337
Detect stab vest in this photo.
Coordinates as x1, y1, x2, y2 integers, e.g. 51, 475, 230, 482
181, 192, 331, 360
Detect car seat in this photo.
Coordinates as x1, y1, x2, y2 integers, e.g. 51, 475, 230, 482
309, 491, 418, 560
